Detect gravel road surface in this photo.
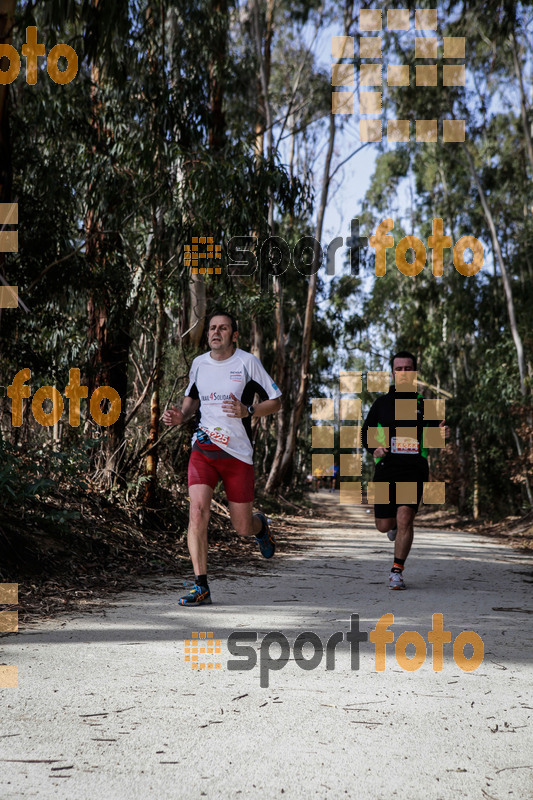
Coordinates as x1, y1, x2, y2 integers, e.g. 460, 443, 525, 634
1, 495, 533, 799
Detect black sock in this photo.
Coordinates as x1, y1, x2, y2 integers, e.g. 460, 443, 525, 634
391, 557, 405, 573
195, 574, 208, 589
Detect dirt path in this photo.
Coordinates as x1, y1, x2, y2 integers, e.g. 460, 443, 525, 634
1, 492, 533, 799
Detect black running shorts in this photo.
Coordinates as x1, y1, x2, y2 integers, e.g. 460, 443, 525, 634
372, 456, 429, 519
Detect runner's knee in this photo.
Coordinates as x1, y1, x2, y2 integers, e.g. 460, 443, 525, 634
396, 506, 415, 527
189, 502, 211, 525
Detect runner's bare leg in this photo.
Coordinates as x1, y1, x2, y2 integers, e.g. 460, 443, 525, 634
375, 517, 396, 533
228, 501, 263, 537
394, 505, 416, 561
188, 484, 214, 574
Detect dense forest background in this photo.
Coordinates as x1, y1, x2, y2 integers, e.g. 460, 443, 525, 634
0, 0, 532, 555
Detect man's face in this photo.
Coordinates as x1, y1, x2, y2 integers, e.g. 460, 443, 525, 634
208, 316, 237, 351
393, 356, 416, 389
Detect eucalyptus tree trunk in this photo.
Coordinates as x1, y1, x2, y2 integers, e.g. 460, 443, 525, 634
143, 267, 166, 506
187, 0, 228, 348
208, 0, 227, 151
510, 29, 533, 175
511, 427, 533, 507
251, 0, 274, 162
266, 112, 337, 491
460, 141, 527, 396
472, 438, 479, 520
85, 51, 130, 485
187, 273, 206, 349
265, 0, 355, 491
249, 0, 274, 364
264, 274, 288, 491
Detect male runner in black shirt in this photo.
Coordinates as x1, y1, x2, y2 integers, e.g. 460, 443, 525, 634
362, 351, 449, 590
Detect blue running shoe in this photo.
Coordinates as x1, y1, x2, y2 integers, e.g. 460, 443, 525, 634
179, 583, 212, 606
254, 512, 276, 559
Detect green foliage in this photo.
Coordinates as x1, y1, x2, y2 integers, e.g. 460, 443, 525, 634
0, 440, 55, 507
6, 0, 531, 521
341, 0, 533, 517
0, 437, 91, 515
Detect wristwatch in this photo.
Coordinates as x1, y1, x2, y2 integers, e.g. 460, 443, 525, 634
247, 405, 255, 417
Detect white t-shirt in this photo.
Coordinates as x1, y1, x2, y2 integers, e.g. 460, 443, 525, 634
185, 348, 282, 464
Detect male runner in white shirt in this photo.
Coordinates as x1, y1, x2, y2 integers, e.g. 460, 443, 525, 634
163, 311, 282, 605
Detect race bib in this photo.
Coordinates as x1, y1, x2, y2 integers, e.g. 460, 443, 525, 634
200, 425, 230, 445
391, 436, 419, 455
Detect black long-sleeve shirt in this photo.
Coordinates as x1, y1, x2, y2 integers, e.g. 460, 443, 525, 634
362, 386, 440, 467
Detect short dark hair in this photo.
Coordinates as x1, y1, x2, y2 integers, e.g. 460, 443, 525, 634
207, 310, 238, 334
390, 350, 417, 370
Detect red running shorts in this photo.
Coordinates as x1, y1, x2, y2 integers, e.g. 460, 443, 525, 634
188, 445, 255, 503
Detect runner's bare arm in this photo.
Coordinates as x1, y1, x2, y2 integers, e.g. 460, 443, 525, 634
162, 396, 200, 426
222, 393, 281, 418
251, 397, 282, 417
439, 419, 450, 439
